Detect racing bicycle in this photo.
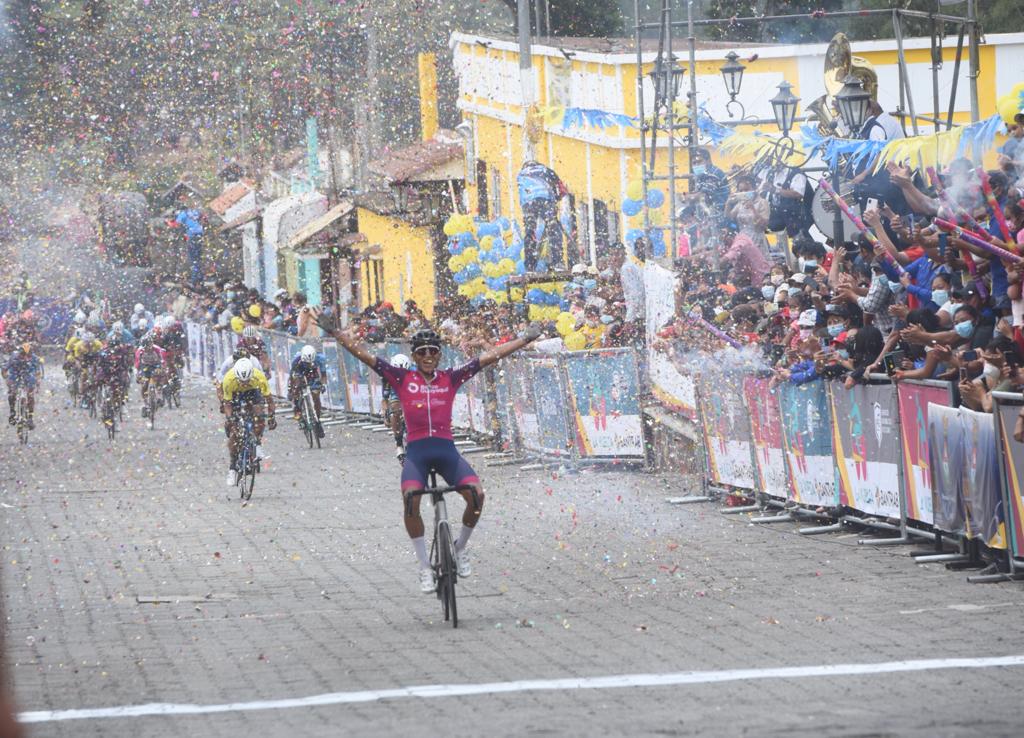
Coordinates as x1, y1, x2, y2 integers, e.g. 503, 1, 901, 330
296, 375, 324, 449
99, 382, 118, 440
405, 472, 478, 628
236, 411, 260, 501
13, 386, 30, 444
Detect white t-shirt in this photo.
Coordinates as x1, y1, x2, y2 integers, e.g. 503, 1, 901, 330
864, 112, 905, 142
1012, 298, 1024, 328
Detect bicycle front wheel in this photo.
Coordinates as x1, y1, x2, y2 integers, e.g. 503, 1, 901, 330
302, 399, 314, 449
17, 395, 28, 445
438, 522, 458, 628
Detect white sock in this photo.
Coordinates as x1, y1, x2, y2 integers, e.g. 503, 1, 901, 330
456, 525, 474, 552
411, 537, 429, 569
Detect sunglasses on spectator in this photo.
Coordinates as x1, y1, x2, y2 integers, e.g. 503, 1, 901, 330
414, 346, 440, 357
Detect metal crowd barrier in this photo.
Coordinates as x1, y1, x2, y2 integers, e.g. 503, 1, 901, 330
653, 354, 1024, 580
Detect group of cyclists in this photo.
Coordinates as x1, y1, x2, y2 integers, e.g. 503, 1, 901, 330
61, 303, 187, 430
7, 275, 546, 594
1, 309, 42, 432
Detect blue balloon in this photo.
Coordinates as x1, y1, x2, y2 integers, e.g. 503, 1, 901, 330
582, 278, 597, 291
560, 299, 570, 311
464, 262, 481, 278
526, 288, 545, 303
646, 189, 665, 209
458, 231, 476, 247
453, 271, 468, 285
495, 276, 509, 289
470, 295, 486, 307
622, 198, 642, 217
477, 222, 500, 237
515, 260, 526, 275
536, 259, 549, 272
625, 228, 643, 245
496, 217, 511, 231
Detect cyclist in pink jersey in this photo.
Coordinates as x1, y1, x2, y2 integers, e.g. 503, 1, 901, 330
318, 313, 541, 593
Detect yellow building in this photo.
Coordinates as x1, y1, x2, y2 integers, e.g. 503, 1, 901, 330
450, 31, 1024, 261
354, 133, 465, 318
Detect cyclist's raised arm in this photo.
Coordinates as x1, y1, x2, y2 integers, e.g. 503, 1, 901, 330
478, 324, 542, 368
314, 309, 376, 368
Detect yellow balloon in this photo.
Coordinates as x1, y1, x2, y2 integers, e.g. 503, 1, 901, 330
447, 255, 464, 272
998, 94, 1020, 125
564, 331, 586, 351
498, 258, 515, 276
458, 284, 472, 297
460, 215, 476, 233
462, 247, 478, 263
510, 287, 524, 302
443, 219, 458, 236
626, 180, 644, 201
230, 316, 245, 334
479, 235, 494, 251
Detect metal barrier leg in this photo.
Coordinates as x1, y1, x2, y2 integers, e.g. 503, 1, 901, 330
798, 521, 844, 535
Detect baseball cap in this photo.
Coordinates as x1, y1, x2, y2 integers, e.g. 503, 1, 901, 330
797, 309, 818, 328
789, 273, 807, 285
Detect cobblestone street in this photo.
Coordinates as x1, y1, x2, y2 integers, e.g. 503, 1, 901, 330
3, 371, 1024, 737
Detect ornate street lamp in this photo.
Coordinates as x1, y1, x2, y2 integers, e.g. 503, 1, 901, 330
648, 54, 686, 109
770, 80, 800, 139
835, 74, 872, 135
720, 52, 745, 102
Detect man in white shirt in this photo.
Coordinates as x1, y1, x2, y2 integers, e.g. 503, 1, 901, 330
618, 238, 646, 325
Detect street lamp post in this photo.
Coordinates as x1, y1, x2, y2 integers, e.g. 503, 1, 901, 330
830, 75, 873, 246
720, 52, 746, 118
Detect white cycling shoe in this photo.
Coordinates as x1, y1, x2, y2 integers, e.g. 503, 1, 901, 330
226, 469, 238, 487
455, 548, 472, 577
419, 568, 435, 594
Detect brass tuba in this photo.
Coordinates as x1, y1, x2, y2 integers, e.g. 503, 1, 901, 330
811, 33, 879, 135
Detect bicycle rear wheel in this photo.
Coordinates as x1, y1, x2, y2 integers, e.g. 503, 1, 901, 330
302, 398, 314, 449
147, 387, 157, 429
438, 521, 458, 628
17, 395, 29, 445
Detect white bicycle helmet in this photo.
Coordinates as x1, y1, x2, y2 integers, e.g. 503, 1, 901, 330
73, 310, 87, 325
133, 303, 145, 315
242, 325, 260, 339
233, 357, 254, 382
162, 315, 176, 329
111, 320, 124, 332
391, 353, 412, 370
300, 345, 317, 363
80, 330, 95, 343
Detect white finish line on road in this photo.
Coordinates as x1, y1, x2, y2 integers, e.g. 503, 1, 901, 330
19, 654, 1024, 724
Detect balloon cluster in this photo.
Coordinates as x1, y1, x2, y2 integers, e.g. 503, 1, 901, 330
621, 179, 668, 258
524, 282, 564, 322
444, 214, 527, 307
997, 82, 1024, 126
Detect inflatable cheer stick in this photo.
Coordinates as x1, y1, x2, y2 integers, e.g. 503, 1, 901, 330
926, 166, 992, 240
818, 179, 907, 276
934, 218, 1023, 264
685, 310, 743, 349
976, 167, 1015, 247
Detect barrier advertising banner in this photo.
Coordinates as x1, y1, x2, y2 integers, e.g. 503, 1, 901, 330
959, 407, 1006, 549
778, 381, 838, 507
645, 262, 698, 420
698, 374, 756, 489
506, 356, 540, 453
530, 357, 572, 457
994, 399, 1024, 560
203, 327, 216, 379
896, 382, 951, 526
270, 333, 291, 399
928, 403, 965, 535
340, 347, 372, 414
743, 377, 789, 498
565, 350, 644, 459
829, 383, 901, 519
186, 322, 203, 376
321, 340, 346, 411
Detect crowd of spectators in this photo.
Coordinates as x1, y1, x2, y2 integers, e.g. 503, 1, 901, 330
656, 128, 1024, 424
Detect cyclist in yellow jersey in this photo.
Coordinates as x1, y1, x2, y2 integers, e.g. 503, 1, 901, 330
220, 357, 276, 486
72, 330, 103, 402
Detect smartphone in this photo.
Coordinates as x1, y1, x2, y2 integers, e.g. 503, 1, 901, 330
962, 350, 978, 363
959, 366, 968, 382
883, 350, 906, 376
1003, 350, 1017, 368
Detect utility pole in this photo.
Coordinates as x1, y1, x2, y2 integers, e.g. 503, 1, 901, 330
966, 0, 980, 123
517, 0, 535, 163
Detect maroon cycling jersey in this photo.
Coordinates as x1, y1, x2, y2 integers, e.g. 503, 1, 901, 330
373, 356, 481, 442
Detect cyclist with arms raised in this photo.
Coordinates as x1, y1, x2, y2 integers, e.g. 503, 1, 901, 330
4, 343, 42, 429
318, 313, 541, 592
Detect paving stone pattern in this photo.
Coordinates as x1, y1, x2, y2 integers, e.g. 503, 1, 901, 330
2, 372, 1024, 736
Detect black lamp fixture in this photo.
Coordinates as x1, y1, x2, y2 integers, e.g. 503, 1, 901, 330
648, 54, 686, 108
720, 51, 745, 101
769, 80, 800, 138
835, 74, 872, 134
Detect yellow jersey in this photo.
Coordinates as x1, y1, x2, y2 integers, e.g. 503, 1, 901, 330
221, 366, 271, 401
72, 339, 102, 360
